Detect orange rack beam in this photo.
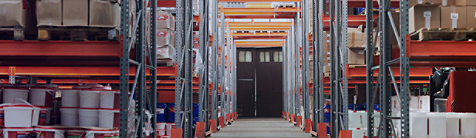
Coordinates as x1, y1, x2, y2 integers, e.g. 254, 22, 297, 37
0, 40, 121, 57
0, 66, 176, 77
346, 66, 433, 78
232, 32, 288, 39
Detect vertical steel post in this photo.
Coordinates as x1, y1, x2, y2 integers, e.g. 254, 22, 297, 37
380, 0, 392, 137
198, 0, 210, 131
211, 0, 219, 125
302, 0, 311, 124
119, 0, 130, 137
220, 11, 225, 120
150, 0, 158, 137
400, 0, 410, 137
294, 11, 301, 122
366, 0, 376, 137
341, 0, 349, 131
137, 0, 147, 137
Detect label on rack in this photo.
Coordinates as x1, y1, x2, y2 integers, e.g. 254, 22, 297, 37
451, 13, 458, 28
424, 11, 431, 28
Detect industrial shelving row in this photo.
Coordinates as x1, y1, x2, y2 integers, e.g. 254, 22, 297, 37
281, 0, 413, 138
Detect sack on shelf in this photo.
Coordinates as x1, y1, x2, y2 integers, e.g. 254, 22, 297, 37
157, 29, 175, 48
63, 0, 88, 26
0, 0, 36, 29
89, 0, 120, 28
157, 11, 175, 30
157, 45, 176, 60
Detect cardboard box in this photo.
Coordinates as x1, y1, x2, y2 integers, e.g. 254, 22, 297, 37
441, 6, 467, 28
157, 45, 175, 60
0, 0, 36, 34
409, 4, 441, 33
349, 40, 365, 48
348, 27, 364, 41
324, 65, 330, 73
89, 0, 121, 28
157, 29, 175, 47
348, 48, 366, 65
410, 0, 434, 7
157, 11, 175, 29
63, 0, 88, 26
456, 0, 476, 6
36, 0, 62, 26
467, 6, 476, 28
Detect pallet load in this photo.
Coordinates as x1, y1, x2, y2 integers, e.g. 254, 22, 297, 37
155, 10, 176, 61
0, 0, 37, 40
36, 0, 120, 41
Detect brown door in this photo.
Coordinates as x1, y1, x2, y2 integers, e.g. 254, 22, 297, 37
236, 48, 283, 117
237, 49, 256, 117
255, 48, 283, 117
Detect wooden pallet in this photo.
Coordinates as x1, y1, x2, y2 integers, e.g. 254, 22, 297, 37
0, 27, 24, 40
277, 4, 295, 8
157, 59, 175, 67
410, 28, 476, 41
37, 26, 118, 41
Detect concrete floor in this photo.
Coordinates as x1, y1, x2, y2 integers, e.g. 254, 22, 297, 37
211, 118, 312, 138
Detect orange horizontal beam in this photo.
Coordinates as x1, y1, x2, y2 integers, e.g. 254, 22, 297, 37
228, 27, 290, 31
223, 22, 293, 26
29, 78, 199, 85
323, 78, 429, 85
0, 66, 176, 77
0, 40, 121, 57
407, 40, 476, 57
158, 85, 199, 90
346, 66, 433, 78
223, 8, 298, 12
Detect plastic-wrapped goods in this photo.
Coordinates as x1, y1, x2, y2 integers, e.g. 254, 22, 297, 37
156, 11, 175, 30
348, 111, 361, 128
63, 0, 88, 26
89, 0, 120, 28
157, 29, 175, 47
410, 112, 428, 138
0, 0, 36, 28
36, 0, 62, 26
157, 45, 176, 60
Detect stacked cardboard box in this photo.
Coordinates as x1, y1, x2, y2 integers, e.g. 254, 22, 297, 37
409, 0, 476, 33
154, 10, 176, 60
0, 0, 37, 32
35, 0, 120, 27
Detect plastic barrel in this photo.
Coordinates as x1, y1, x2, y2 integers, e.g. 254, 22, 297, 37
165, 103, 175, 123
193, 103, 199, 118
324, 113, 330, 123
157, 103, 166, 122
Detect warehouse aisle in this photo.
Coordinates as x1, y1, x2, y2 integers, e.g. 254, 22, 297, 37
211, 118, 312, 138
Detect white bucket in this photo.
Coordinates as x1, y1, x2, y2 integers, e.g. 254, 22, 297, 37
34, 126, 65, 138
157, 129, 166, 136
30, 88, 55, 107
166, 130, 171, 136
462, 113, 476, 138
3, 88, 29, 104
348, 111, 361, 128
85, 129, 116, 138
165, 123, 175, 130
4, 104, 39, 127
61, 89, 80, 107
66, 129, 86, 138
157, 122, 166, 130
100, 90, 119, 109
358, 111, 368, 128
98, 109, 119, 128
410, 112, 428, 138
79, 90, 101, 108
446, 113, 460, 138
429, 113, 446, 138
4, 127, 33, 138
78, 108, 99, 127
350, 128, 366, 138
60, 107, 78, 126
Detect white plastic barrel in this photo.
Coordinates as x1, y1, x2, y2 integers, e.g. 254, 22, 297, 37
61, 89, 80, 107
3, 88, 29, 104
98, 108, 119, 128
29, 88, 55, 107
78, 108, 99, 127
410, 112, 428, 138
461, 113, 476, 138
4, 127, 33, 138
79, 90, 101, 108
349, 110, 361, 128
429, 113, 446, 138
446, 113, 460, 138
358, 111, 368, 128
60, 107, 78, 126
4, 104, 39, 127
100, 90, 118, 109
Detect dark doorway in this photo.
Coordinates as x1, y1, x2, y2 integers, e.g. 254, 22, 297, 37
236, 48, 283, 117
